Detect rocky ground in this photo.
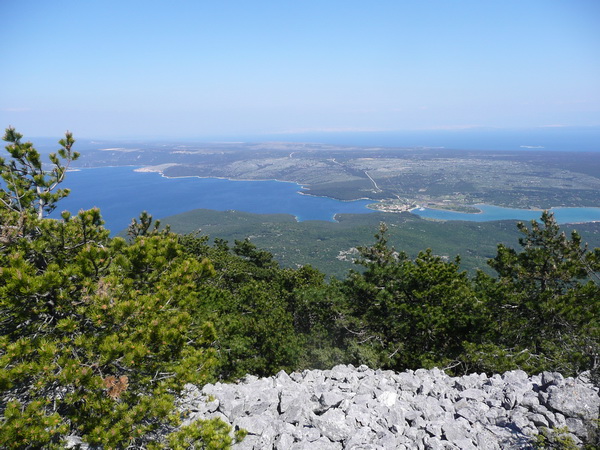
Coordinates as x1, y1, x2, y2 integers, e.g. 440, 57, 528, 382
178, 365, 600, 449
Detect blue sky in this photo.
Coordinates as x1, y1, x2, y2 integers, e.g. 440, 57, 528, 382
1, 0, 599, 139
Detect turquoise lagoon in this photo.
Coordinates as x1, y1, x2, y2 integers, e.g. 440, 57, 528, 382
412, 204, 600, 224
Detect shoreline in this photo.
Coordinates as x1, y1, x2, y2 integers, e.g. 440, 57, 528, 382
72, 165, 600, 224
135, 164, 372, 205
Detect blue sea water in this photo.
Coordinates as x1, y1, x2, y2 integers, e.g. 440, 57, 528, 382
249, 127, 600, 152
32, 127, 600, 154
49, 167, 600, 234
412, 205, 600, 224
50, 167, 374, 233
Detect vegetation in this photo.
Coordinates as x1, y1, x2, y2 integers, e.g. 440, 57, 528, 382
467, 212, 600, 375
0, 129, 231, 448
76, 141, 600, 209
1, 129, 599, 448
340, 225, 486, 371
159, 208, 600, 280
534, 426, 579, 450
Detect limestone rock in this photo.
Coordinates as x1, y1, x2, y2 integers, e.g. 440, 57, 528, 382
170, 365, 600, 449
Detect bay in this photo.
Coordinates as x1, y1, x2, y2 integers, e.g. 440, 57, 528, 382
50, 167, 374, 233
49, 167, 600, 234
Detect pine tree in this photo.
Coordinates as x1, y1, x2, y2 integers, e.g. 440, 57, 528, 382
341, 223, 485, 372
0, 129, 232, 448
0, 127, 78, 221
468, 211, 600, 375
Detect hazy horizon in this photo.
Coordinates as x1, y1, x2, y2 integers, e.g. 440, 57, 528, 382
2, 1, 599, 139
24, 126, 600, 155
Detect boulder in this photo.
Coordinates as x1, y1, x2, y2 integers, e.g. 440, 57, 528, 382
169, 365, 600, 449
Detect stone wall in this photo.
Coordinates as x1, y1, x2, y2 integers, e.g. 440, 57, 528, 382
178, 365, 599, 449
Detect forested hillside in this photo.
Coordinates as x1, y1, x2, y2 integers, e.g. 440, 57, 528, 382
1, 130, 599, 448
158, 208, 600, 279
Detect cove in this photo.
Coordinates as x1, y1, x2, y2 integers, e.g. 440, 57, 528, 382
412, 204, 600, 224
50, 167, 374, 233
50, 167, 600, 234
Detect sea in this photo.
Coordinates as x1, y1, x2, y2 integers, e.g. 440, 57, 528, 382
200, 126, 600, 152
31, 127, 600, 232
414, 205, 600, 224
34, 126, 600, 154
50, 167, 374, 233
50, 166, 600, 235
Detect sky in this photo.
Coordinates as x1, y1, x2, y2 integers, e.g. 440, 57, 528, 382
1, 0, 599, 139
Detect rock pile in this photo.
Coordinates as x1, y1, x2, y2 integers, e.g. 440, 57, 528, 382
178, 365, 599, 449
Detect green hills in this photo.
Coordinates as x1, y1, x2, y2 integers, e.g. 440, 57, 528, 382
159, 208, 600, 279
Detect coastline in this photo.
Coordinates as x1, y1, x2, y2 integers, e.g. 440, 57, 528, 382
74, 165, 600, 225
412, 204, 600, 225
135, 164, 373, 204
